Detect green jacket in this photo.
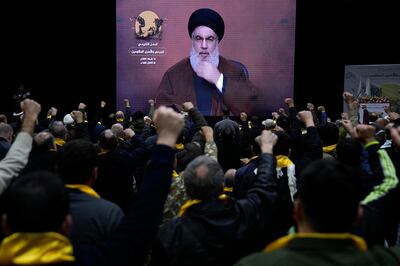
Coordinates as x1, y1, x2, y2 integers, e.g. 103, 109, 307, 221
236, 234, 400, 266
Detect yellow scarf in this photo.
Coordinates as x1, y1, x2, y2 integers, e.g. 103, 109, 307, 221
323, 144, 337, 153
116, 118, 124, 123
97, 148, 109, 156
175, 143, 184, 150
55, 138, 66, 147
0, 232, 75, 265
248, 155, 259, 164
65, 184, 100, 198
172, 170, 179, 179
223, 187, 233, 193
265, 232, 367, 252
178, 194, 230, 217
178, 199, 202, 217
276, 155, 293, 168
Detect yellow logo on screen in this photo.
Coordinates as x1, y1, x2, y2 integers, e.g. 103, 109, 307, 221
134, 11, 164, 39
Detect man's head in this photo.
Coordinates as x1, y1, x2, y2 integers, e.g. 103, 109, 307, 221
295, 159, 361, 233
98, 129, 118, 150
2, 171, 70, 234
57, 139, 97, 185
183, 155, 224, 200
188, 8, 224, 67
0, 123, 13, 143
33, 131, 56, 152
111, 123, 124, 139
49, 121, 68, 140
318, 122, 339, 146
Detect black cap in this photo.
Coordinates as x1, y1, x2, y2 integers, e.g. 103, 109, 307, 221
188, 8, 225, 41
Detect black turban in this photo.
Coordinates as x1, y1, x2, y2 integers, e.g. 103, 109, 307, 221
188, 8, 225, 41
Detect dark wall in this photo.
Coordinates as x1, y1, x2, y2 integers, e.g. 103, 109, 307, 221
1, 1, 116, 118
1, 0, 399, 120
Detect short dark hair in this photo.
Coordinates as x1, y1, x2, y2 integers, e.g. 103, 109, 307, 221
183, 156, 224, 200
57, 139, 97, 184
276, 115, 290, 131
273, 131, 290, 156
336, 138, 362, 166
298, 159, 361, 232
317, 122, 339, 146
3, 171, 69, 232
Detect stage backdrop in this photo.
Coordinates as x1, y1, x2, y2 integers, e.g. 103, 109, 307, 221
117, 0, 296, 115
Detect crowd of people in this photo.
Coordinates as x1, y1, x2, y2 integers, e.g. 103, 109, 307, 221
0, 92, 399, 265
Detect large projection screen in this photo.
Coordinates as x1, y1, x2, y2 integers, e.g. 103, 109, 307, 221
117, 0, 296, 115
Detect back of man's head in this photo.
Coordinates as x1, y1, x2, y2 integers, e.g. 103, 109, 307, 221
298, 159, 361, 232
3, 171, 69, 233
0, 123, 13, 142
317, 122, 339, 146
57, 139, 97, 184
273, 131, 290, 156
0, 115, 8, 124
33, 131, 55, 152
49, 121, 68, 140
183, 155, 224, 200
99, 129, 118, 150
337, 138, 362, 167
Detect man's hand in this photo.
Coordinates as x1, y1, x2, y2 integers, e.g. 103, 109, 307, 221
342, 119, 358, 138
154, 106, 184, 148
271, 112, 279, 120
240, 112, 248, 122
194, 61, 221, 85
307, 103, 314, 111
317, 106, 325, 112
101, 101, 106, 108
388, 112, 400, 121
123, 99, 130, 108
201, 126, 214, 142
343, 92, 354, 104
148, 99, 155, 106
182, 102, 195, 112
341, 112, 349, 120
297, 110, 314, 128
20, 99, 41, 134
144, 116, 153, 125
256, 130, 278, 154
71, 110, 84, 124
356, 124, 376, 144
78, 102, 86, 110
284, 98, 294, 108
278, 108, 286, 116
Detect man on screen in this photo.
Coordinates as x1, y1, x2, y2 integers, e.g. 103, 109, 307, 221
156, 8, 259, 116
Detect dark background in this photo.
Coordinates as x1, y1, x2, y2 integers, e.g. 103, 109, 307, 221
1, 0, 399, 121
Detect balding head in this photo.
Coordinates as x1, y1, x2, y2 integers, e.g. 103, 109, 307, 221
33, 131, 55, 151
183, 155, 224, 200
98, 129, 117, 150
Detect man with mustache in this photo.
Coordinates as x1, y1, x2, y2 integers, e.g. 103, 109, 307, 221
156, 8, 258, 116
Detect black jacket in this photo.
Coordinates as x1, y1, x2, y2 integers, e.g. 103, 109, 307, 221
152, 153, 277, 266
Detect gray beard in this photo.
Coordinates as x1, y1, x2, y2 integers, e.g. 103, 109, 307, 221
190, 46, 220, 71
